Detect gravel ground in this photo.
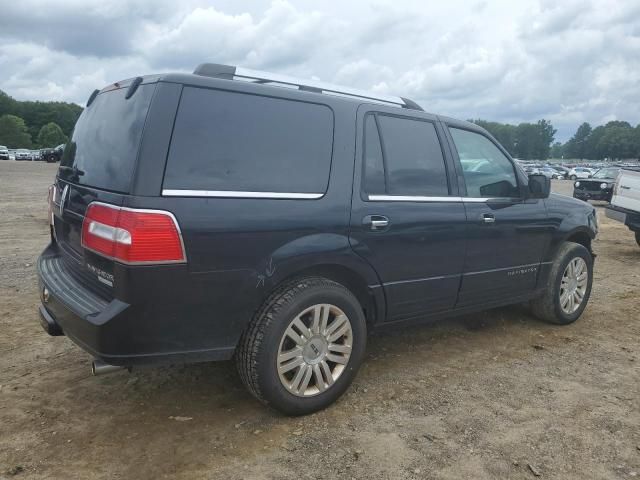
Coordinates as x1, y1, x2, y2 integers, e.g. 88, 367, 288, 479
1, 161, 639, 480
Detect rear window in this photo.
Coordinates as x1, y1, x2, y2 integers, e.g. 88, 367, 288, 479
60, 84, 156, 193
363, 113, 449, 197
163, 87, 334, 194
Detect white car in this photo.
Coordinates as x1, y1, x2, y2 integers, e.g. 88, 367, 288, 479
15, 149, 31, 161
0, 145, 9, 160
568, 167, 593, 180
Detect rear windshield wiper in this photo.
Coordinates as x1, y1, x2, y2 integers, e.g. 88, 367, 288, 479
59, 165, 85, 177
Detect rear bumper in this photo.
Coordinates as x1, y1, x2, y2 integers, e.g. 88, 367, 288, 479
37, 243, 236, 366
606, 205, 640, 232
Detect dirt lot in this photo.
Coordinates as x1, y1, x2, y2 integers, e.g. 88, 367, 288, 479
1, 161, 638, 480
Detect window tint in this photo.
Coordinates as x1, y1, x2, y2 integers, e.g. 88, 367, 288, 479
60, 84, 156, 193
449, 128, 519, 198
164, 87, 334, 194
365, 115, 448, 196
363, 115, 385, 194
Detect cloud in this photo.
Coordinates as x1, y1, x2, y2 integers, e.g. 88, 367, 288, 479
0, 0, 639, 141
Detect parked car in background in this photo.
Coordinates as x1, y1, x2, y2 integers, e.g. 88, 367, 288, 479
552, 166, 570, 179
573, 167, 621, 202
605, 169, 640, 247
539, 167, 564, 179
568, 167, 593, 180
0, 145, 9, 160
40, 144, 65, 163
31, 150, 43, 161
37, 63, 597, 415
15, 149, 31, 161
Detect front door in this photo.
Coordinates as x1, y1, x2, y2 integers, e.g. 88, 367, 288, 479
349, 107, 467, 323
444, 124, 552, 307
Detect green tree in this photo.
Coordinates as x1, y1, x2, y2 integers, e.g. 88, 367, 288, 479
550, 142, 564, 159
36, 122, 68, 148
0, 114, 32, 148
0, 89, 82, 140
564, 122, 592, 159
596, 125, 636, 160
471, 120, 517, 155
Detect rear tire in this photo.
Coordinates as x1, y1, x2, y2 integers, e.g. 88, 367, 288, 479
530, 242, 593, 325
236, 277, 367, 415
635, 231, 640, 248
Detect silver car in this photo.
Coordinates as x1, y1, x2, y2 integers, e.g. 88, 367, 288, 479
15, 149, 31, 161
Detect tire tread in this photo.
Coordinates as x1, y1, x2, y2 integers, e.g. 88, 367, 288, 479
235, 277, 353, 406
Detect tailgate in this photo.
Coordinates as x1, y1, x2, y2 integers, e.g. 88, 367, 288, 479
51, 80, 156, 287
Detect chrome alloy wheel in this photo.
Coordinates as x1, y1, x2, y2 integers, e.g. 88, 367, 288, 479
560, 257, 588, 314
277, 304, 353, 397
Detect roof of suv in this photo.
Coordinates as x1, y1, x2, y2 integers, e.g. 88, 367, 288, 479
96, 63, 482, 134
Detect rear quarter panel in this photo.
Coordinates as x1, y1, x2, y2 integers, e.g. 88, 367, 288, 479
124, 85, 372, 351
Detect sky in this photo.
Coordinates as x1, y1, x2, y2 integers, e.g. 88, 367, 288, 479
1, 0, 639, 141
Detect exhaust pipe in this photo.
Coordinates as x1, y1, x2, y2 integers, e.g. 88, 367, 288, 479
91, 359, 126, 376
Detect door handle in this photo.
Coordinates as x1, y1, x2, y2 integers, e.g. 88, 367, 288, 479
481, 213, 496, 224
363, 215, 389, 231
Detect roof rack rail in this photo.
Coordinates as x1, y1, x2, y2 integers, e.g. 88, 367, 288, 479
193, 63, 423, 111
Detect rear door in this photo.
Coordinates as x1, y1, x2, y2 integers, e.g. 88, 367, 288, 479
349, 106, 466, 323
444, 124, 552, 306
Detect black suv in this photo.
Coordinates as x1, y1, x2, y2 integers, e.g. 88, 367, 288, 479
41, 144, 65, 163
573, 167, 620, 202
37, 64, 598, 415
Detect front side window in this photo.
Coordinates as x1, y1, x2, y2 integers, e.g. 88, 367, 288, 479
449, 128, 519, 198
164, 87, 334, 194
363, 114, 449, 197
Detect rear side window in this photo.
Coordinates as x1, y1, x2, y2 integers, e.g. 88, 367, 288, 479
60, 84, 156, 193
164, 87, 334, 194
363, 114, 449, 197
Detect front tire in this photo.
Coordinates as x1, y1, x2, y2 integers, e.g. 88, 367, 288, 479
530, 242, 593, 325
236, 277, 367, 415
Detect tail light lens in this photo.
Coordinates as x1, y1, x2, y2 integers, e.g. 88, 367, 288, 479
81, 202, 186, 265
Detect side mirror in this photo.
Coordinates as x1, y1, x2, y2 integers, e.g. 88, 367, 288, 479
528, 174, 550, 199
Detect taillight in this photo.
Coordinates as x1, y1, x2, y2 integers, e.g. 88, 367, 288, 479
81, 202, 186, 265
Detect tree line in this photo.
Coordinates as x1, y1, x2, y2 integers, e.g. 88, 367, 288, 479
473, 117, 640, 161
551, 121, 640, 160
471, 119, 557, 160
0, 90, 82, 149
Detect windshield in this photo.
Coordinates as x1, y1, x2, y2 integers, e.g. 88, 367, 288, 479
60, 83, 156, 193
592, 168, 619, 179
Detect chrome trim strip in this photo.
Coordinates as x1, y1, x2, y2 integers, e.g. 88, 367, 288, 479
162, 189, 324, 199
235, 67, 406, 106
463, 263, 539, 276
383, 273, 459, 287
367, 195, 507, 203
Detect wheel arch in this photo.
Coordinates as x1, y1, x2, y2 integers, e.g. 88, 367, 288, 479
564, 227, 595, 255
274, 263, 382, 326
